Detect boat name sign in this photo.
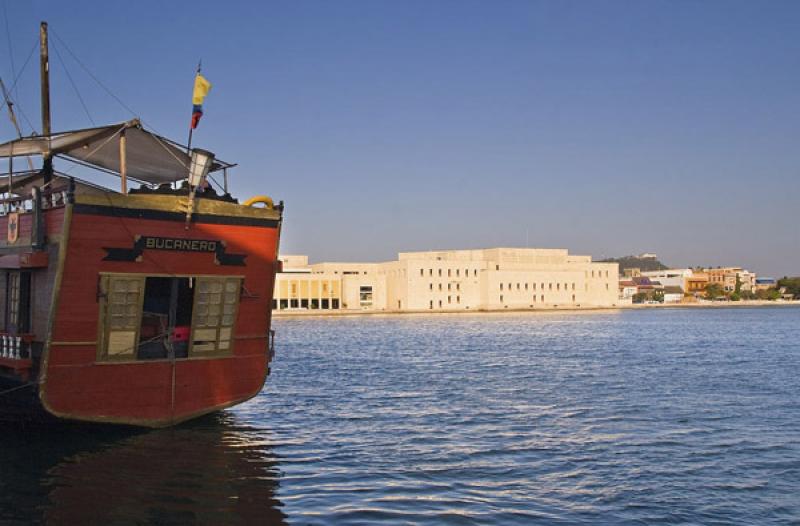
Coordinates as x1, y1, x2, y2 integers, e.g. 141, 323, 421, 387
102, 235, 246, 266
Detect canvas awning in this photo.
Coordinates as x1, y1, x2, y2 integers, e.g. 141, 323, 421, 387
0, 120, 230, 185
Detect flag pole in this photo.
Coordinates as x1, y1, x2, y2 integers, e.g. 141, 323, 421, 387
187, 60, 201, 153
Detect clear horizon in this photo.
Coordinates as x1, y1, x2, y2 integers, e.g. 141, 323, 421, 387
1, 1, 798, 277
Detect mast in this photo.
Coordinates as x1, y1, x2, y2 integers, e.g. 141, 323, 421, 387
39, 21, 53, 183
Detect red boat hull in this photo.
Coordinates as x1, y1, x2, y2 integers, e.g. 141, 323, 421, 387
1, 190, 281, 427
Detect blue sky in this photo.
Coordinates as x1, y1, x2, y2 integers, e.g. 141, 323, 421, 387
2, 1, 799, 276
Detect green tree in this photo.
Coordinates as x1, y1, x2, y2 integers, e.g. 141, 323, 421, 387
705, 283, 725, 300
740, 290, 756, 300
777, 277, 800, 297
652, 290, 665, 303
632, 292, 648, 304
755, 288, 779, 300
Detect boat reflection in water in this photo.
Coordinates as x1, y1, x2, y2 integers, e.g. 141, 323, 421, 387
0, 413, 287, 525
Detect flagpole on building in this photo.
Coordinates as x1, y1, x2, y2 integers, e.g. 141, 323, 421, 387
187, 60, 201, 152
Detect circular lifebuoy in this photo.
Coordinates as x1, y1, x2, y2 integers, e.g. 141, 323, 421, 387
243, 195, 274, 209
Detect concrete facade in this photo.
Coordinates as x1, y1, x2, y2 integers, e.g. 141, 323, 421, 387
755, 278, 777, 291
641, 269, 694, 291
686, 273, 709, 295
704, 267, 756, 292
274, 255, 343, 311
274, 248, 621, 313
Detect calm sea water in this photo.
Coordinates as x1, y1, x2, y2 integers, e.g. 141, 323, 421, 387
2, 307, 799, 525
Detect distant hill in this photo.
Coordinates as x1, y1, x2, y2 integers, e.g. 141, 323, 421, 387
599, 255, 669, 274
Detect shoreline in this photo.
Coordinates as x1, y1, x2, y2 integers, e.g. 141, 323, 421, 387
273, 300, 800, 318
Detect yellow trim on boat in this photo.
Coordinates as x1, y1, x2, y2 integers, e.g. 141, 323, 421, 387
242, 195, 274, 208
74, 193, 281, 221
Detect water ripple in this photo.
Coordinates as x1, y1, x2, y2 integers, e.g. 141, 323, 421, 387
1, 308, 799, 524
252, 308, 800, 525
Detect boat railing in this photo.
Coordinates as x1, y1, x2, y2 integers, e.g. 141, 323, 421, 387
0, 182, 71, 216
0, 333, 34, 362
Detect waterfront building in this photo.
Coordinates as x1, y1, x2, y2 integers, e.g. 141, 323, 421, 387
639, 267, 756, 297
623, 268, 642, 278
625, 276, 661, 302
755, 277, 777, 291
703, 267, 756, 292
662, 286, 685, 303
686, 273, 709, 295
641, 269, 694, 291
619, 280, 638, 300
274, 255, 342, 310
273, 248, 620, 312
631, 276, 660, 290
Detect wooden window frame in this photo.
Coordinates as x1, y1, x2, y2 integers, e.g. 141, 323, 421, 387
96, 274, 146, 362
189, 276, 243, 359
96, 272, 244, 363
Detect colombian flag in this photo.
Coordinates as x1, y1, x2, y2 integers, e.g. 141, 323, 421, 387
190, 73, 212, 129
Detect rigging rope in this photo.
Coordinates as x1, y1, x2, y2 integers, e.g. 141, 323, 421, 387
4, 38, 39, 134
2, 1, 16, 98
149, 132, 190, 170
59, 123, 127, 175
5, 25, 230, 195
50, 28, 141, 121
6, 38, 36, 94
0, 381, 37, 397
50, 28, 175, 144
51, 38, 95, 126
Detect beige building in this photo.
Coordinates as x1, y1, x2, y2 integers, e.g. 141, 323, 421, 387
274, 248, 620, 313
686, 273, 709, 295
704, 267, 756, 292
641, 269, 694, 291
274, 255, 342, 311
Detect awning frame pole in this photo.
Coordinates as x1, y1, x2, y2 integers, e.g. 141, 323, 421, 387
119, 129, 127, 193
7, 146, 12, 198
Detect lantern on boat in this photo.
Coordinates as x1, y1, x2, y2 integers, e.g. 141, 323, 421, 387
188, 148, 215, 187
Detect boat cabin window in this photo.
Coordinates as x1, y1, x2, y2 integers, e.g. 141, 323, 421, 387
98, 274, 242, 362
191, 277, 241, 354
4, 271, 32, 334
100, 276, 144, 360
138, 277, 194, 360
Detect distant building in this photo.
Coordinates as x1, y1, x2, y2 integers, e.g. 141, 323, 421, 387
623, 268, 642, 278
274, 248, 620, 312
619, 280, 637, 300
625, 276, 665, 303
662, 286, 685, 303
641, 269, 693, 291
631, 276, 660, 290
279, 255, 311, 273
704, 267, 756, 292
275, 255, 341, 310
755, 277, 777, 291
686, 273, 709, 295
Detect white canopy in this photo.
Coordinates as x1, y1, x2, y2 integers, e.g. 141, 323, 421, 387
0, 120, 229, 185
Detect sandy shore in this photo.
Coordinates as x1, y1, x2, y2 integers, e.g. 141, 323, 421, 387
274, 300, 800, 318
